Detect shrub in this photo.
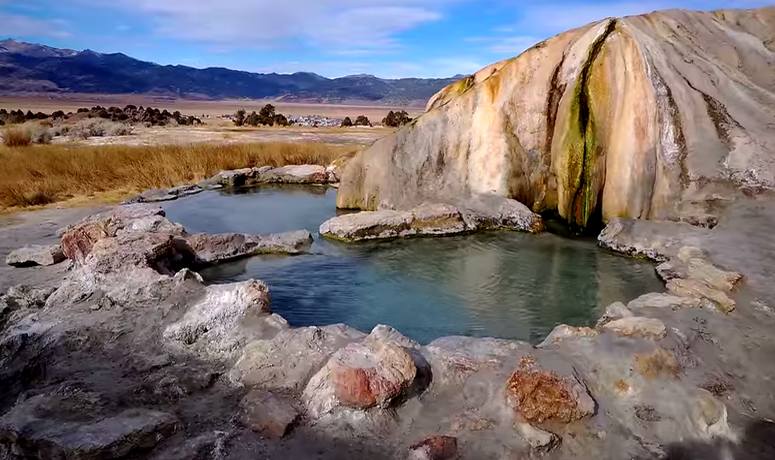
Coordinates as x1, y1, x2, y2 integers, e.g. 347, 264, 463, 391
65, 119, 133, 139
2, 127, 32, 147
273, 113, 289, 127
382, 110, 412, 127
354, 115, 371, 127
233, 109, 246, 126
341, 116, 353, 127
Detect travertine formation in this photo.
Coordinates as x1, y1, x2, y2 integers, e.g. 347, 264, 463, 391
338, 7, 775, 230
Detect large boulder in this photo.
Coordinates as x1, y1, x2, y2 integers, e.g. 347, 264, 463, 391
230, 324, 365, 392
336, 7, 775, 231
163, 279, 277, 360
59, 205, 168, 263
302, 333, 423, 417
5, 244, 65, 267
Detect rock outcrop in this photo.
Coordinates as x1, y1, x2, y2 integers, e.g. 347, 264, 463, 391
337, 7, 775, 231
5, 244, 65, 267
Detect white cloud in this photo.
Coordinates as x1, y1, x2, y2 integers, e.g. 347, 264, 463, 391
101, 0, 459, 53
0, 13, 70, 38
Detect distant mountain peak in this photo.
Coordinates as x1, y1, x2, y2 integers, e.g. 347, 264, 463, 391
0, 39, 459, 106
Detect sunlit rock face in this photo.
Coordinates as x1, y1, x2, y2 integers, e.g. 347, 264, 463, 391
338, 7, 775, 230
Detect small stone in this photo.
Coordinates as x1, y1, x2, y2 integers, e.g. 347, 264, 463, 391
515, 422, 559, 452
239, 390, 300, 439
596, 301, 633, 327
408, 436, 458, 460
504, 356, 595, 424
5, 244, 66, 267
601, 317, 667, 340
538, 325, 598, 347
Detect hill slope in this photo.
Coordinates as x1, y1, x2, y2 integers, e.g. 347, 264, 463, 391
0, 40, 458, 106
337, 6, 775, 230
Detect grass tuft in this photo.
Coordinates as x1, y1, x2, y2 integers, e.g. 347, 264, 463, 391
0, 142, 356, 210
2, 127, 33, 147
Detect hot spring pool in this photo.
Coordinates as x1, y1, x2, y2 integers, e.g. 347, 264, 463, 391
164, 185, 662, 344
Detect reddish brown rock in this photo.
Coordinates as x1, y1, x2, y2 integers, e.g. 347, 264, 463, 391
61, 221, 111, 263
302, 339, 419, 417
408, 435, 458, 460
505, 356, 595, 424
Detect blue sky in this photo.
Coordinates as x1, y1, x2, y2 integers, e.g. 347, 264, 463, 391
1, 0, 771, 78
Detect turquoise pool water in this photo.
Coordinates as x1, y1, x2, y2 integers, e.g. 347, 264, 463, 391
164, 185, 662, 344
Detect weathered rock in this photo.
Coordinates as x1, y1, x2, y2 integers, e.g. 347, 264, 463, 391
459, 194, 543, 233
60, 205, 167, 263
264, 164, 329, 184
163, 279, 274, 359
601, 317, 667, 339
504, 356, 595, 424
239, 390, 300, 439
84, 232, 197, 275
186, 230, 312, 265
515, 422, 560, 452
408, 436, 458, 460
691, 389, 732, 439
424, 336, 532, 387
598, 219, 709, 262
633, 348, 680, 379
537, 325, 598, 347
666, 279, 736, 313
230, 324, 365, 392
595, 301, 633, 327
303, 334, 420, 417
118, 215, 187, 236
627, 292, 703, 310
320, 200, 541, 241
337, 8, 775, 231
125, 184, 203, 204
3, 284, 55, 310
5, 244, 65, 267
0, 391, 179, 459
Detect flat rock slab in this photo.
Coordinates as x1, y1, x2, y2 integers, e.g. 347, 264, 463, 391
320, 199, 542, 242
187, 230, 312, 265
5, 244, 65, 267
124, 184, 204, 204
211, 164, 334, 187
0, 392, 179, 459
601, 316, 667, 339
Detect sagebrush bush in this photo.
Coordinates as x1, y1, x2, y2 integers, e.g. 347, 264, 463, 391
0, 142, 356, 209
64, 119, 134, 140
2, 127, 32, 147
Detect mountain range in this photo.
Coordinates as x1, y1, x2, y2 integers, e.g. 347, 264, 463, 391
0, 39, 460, 106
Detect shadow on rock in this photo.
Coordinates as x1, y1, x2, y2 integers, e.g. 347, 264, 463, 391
663, 419, 775, 460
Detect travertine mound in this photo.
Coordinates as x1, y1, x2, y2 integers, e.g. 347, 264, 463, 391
338, 7, 775, 230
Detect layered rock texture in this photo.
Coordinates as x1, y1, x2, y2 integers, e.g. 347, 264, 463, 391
338, 7, 775, 230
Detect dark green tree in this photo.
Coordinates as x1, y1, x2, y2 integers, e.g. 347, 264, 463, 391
340, 116, 353, 127
233, 109, 246, 126
354, 115, 371, 126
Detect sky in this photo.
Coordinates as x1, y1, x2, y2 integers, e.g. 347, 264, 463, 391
1, 0, 772, 78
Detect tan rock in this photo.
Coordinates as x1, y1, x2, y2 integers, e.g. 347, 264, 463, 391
538, 324, 598, 347
595, 301, 633, 327
633, 348, 680, 379
627, 292, 702, 310
666, 279, 736, 313
239, 390, 299, 439
601, 317, 667, 340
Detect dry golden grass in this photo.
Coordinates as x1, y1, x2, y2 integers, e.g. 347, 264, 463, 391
2, 126, 33, 147
0, 142, 356, 210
